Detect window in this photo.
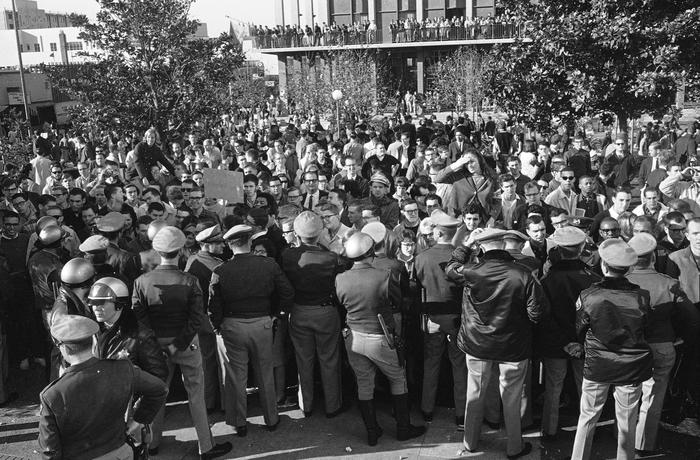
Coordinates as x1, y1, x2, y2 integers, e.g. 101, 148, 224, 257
66, 42, 83, 51
50, 43, 57, 52
34, 43, 40, 52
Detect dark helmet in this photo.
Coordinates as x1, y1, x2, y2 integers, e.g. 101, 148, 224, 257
60, 258, 96, 287
147, 220, 168, 241
38, 225, 63, 245
87, 277, 130, 308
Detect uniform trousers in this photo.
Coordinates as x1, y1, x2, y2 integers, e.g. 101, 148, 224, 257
220, 316, 279, 427
542, 357, 583, 435
151, 336, 214, 454
92, 442, 133, 460
344, 329, 407, 400
198, 318, 221, 411
571, 378, 642, 460
463, 354, 528, 457
421, 314, 467, 417
289, 304, 342, 413
482, 359, 532, 427
636, 342, 676, 450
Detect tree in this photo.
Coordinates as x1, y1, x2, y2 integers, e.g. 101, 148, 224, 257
43, 0, 245, 137
426, 47, 492, 115
487, 0, 700, 135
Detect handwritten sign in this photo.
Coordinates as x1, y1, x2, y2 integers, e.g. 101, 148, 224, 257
203, 168, 244, 204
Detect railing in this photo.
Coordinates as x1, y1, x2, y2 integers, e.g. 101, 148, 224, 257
252, 21, 523, 49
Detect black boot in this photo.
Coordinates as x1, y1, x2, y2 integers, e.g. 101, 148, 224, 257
358, 399, 383, 446
392, 393, 426, 441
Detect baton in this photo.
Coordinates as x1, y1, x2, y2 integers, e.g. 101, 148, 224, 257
377, 314, 395, 349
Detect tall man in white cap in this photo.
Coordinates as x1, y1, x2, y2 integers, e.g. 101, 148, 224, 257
185, 225, 227, 413
38, 315, 167, 460
414, 210, 467, 429
281, 211, 347, 417
571, 238, 652, 460
209, 224, 294, 436
447, 227, 545, 459
537, 226, 601, 440
132, 226, 232, 459
626, 233, 698, 454
336, 232, 426, 447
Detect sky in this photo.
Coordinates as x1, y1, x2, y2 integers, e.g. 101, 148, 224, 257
35, 0, 277, 36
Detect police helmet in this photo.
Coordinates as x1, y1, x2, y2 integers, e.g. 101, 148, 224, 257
87, 277, 130, 310
39, 225, 63, 245
60, 258, 96, 287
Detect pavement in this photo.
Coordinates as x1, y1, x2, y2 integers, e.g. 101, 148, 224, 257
2, 365, 700, 459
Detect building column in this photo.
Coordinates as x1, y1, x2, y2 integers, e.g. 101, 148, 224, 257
416, 0, 424, 21
466, 0, 474, 18
274, 0, 284, 25
278, 55, 288, 101
416, 49, 425, 95
368, 0, 377, 23
289, 0, 300, 27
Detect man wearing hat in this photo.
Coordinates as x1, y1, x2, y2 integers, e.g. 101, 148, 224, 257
626, 233, 698, 453
209, 224, 294, 436
185, 225, 227, 413
366, 172, 400, 229
49, 257, 96, 328
335, 232, 426, 446
536, 227, 601, 440
79, 234, 119, 278
414, 210, 467, 429
571, 239, 652, 460
280, 211, 347, 417
448, 227, 545, 458
38, 315, 168, 460
132, 226, 232, 459
96, 211, 132, 282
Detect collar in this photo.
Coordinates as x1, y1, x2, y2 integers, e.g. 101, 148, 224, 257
252, 229, 268, 240
598, 277, 637, 290
481, 249, 514, 261
63, 356, 100, 375
629, 267, 657, 275
155, 264, 180, 270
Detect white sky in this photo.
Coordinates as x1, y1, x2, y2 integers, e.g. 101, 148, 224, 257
35, 0, 276, 35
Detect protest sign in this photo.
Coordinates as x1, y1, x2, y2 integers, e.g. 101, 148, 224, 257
203, 168, 244, 204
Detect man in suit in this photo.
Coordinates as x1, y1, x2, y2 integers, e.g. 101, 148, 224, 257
674, 123, 697, 166
513, 181, 558, 234
38, 315, 168, 460
449, 126, 471, 162
491, 173, 524, 229
637, 142, 663, 186
301, 170, 328, 210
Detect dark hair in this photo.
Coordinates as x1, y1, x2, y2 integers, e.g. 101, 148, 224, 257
81, 204, 98, 214
424, 194, 442, 206
147, 202, 166, 214
38, 194, 57, 206
103, 184, 122, 201
137, 215, 153, 226
243, 174, 259, 185
2, 210, 19, 221
463, 202, 483, 217
329, 188, 346, 205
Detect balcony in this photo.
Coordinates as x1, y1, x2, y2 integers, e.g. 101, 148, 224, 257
252, 21, 525, 54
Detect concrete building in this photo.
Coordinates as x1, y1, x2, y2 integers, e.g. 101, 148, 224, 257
0, 0, 72, 30
0, 26, 96, 67
257, 0, 516, 101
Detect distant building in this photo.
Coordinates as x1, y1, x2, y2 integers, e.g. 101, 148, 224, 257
0, 27, 96, 67
0, 0, 73, 30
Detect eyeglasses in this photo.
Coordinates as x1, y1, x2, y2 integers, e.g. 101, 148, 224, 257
3, 221, 19, 227
51, 170, 62, 174
525, 192, 540, 197
181, 187, 193, 191
189, 196, 203, 200
320, 214, 337, 221
52, 192, 65, 196
561, 176, 575, 181
304, 178, 318, 183
404, 208, 419, 213
288, 195, 301, 200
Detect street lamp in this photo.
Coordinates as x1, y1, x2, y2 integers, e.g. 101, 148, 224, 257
332, 89, 343, 139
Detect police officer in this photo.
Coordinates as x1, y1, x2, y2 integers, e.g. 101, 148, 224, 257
448, 228, 544, 459
132, 226, 231, 459
209, 224, 294, 436
571, 239, 653, 460
185, 225, 227, 412
49, 257, 96, 326
627, 233, 697, 454
413, 210, 467, 429
537, 226, 601, 440
90, 277, 168, 382
38, 315, 168, 459
95, 212, 132, 281
281, 211, 346, 417
79, 235, 117, 277
124, 219, 169, 279
335, 232, 426, 446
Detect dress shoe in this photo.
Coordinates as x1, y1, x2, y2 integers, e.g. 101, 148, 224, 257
266, 420, 280, 431
147, 447, 159, 456
19, 358, 29, 370
326, 403, 349, 418
455, 416, 464, 431
507, 442, 532, 459
34, 357, 46, 367
235, 425, 247, 437
303, 410, 313, 418
541, 432, 558, 442
200, 442, 233, 460
422, 411, 433, 422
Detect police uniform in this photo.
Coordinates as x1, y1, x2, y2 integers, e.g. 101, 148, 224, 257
572, 239, 653, 460
38, 315, 167, 460
131, 227, 217, 455
97, 212, 133, 282
185, 226, 226, 412
209, 225, 294, 432
281, 212, 347, 416
413, 211, 467, 426
335, 232, 425, 446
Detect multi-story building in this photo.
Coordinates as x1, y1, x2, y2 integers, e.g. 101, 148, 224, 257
255, 0, 518, 101
0, 0, 72, 30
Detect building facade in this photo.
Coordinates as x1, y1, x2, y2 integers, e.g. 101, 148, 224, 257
0, 0, 72, 30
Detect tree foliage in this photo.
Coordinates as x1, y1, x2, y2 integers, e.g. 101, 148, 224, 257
486, 0, 700, 134
43, 0, 245, 136
285, 50, 390, 121
426, 47, 492, 113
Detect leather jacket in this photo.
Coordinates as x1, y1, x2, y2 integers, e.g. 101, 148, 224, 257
451, 249, 546, 361
95, 309, 168, 382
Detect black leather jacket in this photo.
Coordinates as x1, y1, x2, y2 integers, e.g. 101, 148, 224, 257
450, 249, 546, 361
95, 309, 168, 382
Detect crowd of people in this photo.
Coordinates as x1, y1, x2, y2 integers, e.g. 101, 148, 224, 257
251, 15, 522, 49
0, 108, 699, 459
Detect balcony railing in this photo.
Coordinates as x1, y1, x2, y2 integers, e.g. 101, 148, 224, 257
252, 21, 524, 50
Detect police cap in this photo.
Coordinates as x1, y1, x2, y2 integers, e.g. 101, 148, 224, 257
344, 232, 374, 260
293, 211, 323, 238
50, 314, 99, 344
152, 226, 186, 252
598, 238, 638, 268
627, 233, 657, 256
78, 235, 109, 253
196, 225, 224, 244
550, 226, 587, 247
223, 224, 253, 241
96, 211, 125, 232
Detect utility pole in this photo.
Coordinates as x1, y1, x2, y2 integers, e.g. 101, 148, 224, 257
11, 0, 31, 130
